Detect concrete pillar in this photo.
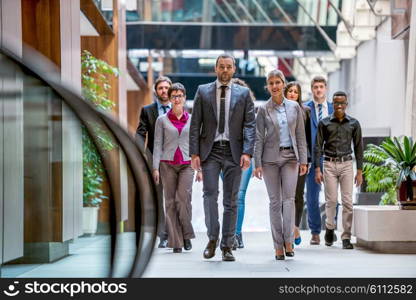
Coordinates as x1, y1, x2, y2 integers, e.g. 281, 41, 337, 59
60, 0, 83, 241
405, 1, 416, 138
0, 0, 24, 264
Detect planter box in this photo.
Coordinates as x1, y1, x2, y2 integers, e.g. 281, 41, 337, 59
397, 181, 416, 210
353, 205, 416, 253
82, 207, 99, 235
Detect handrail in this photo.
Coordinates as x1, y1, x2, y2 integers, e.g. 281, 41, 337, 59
0, 46, 158, 277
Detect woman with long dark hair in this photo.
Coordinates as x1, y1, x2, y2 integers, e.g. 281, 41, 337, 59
284, 81, 312, 246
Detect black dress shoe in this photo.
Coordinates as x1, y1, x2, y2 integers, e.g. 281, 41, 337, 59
173, 248, 182, 253
203, 240, 218, 259
184, 239, 192, 251
158, 238, 168, 248
236, 233, 244, 249
324, 228, 337, 246
221, 248, 235, 262
342, 239, 354, 249
275, 254, 285, 260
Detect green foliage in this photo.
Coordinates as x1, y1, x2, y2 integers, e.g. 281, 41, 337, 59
379, 188, 397, 206
363, 136, 416, 205
82, 128, 108, 207
81, 50, 118, 111
81, 50, 118, 207
363, 144, 398, 205
380, 136, 416, 185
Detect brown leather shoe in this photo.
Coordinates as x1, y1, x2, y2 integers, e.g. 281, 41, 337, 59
203, 240, 218, 259
310, 234, 320, 245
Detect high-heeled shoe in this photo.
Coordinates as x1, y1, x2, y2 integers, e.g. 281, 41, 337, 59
294, 227, 302, 245
284, 244, 295, 257
275, 249, 285, 260
285, 251, 295, 257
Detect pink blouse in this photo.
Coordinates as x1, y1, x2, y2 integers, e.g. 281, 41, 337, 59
160, 109, 191, 165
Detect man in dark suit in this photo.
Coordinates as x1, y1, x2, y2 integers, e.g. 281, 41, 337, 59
305, 76, 334, 245
189, 54, 255, 261
136, 76, 172, 248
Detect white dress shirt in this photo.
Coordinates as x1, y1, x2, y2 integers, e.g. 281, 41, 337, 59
214, 79, 232, 142
156, 100, 171, 116
313, 99, 329, 121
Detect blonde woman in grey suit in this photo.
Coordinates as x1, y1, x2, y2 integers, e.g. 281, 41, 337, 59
153, 83, 200, 253
254, 70, 308, 260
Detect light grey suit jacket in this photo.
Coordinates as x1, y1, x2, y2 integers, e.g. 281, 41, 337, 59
254, 98, 307, 168
153, 113, 191, 170
189, 81, 256, 164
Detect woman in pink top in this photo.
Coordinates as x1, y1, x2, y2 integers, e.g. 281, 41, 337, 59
153, 83, 200, 253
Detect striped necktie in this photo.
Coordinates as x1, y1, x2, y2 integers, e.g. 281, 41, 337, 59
318, 103, 323, 121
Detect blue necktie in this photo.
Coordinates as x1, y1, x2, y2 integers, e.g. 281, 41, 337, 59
318, 103, 323, 121
162, 105, 169, 114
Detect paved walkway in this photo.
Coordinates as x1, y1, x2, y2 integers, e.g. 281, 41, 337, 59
2, 231, 415, 278
144, 231, 416, 278
3, 174, 415, 278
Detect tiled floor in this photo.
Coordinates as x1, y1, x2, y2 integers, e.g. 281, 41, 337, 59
143, 232, 416, 278
2, 175, 414, 278
2, 231, 415, 278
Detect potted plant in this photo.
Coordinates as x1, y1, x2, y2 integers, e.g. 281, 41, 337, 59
81, 50, 118, 234
363, 143, 398, 205
363, 136, 416, 209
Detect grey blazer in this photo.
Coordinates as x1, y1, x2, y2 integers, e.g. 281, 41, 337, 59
189, 81, 256, 164
254, 98, 307, 168
153, 113, 191, 170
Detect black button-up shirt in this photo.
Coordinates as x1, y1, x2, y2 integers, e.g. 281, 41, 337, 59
314, 113, 363, 169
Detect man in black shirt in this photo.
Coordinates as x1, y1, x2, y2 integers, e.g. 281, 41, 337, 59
314, 91, 363, 250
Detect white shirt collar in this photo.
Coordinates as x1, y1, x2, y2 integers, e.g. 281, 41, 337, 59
216, 79, 232, 89
156, 99, 171, 109
313, 98, 328, 108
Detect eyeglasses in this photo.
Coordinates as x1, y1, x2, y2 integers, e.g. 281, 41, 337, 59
170, 95, 185, 100
333, 102, 347, 106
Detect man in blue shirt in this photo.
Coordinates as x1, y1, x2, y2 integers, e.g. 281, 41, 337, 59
305, 76, 333, 245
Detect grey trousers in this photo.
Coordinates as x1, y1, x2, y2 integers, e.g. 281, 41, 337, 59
156, 180, 168, 240
202, 142, 242, 248
159, 162, 195, 248
323, 160, 354, 240
263, 150, 298, 250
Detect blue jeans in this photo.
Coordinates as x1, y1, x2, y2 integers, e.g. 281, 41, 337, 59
306, 160, 322, 235
220, 164, 253, 235
236, 164, 252, 235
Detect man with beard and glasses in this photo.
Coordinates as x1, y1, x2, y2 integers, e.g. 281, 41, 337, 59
137, 76, 172, 248
189, 54, 255, 261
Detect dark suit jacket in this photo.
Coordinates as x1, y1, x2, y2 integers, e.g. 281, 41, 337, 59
136, 102, 159, 153
189, 81, 256, 164
305, 100, 333, 164
301, 105, 312, 162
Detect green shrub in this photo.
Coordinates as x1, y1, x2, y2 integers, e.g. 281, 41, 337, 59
81, 50, 118, 207
363, 136, 416, 205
